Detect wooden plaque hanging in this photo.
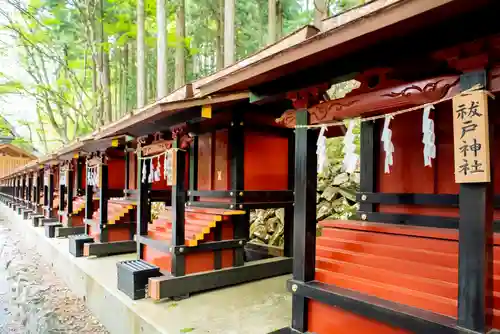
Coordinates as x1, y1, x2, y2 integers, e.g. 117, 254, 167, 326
452, 90, 490, 183
141, 140, 172, 156
44, 169, 50, 186
165, 150, 176, 185
59, 169, 67, 186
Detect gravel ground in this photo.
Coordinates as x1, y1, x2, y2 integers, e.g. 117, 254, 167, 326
0, 214, 108, 334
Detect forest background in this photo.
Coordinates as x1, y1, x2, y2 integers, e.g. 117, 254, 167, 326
0, 0, 366, 245
0, 0, 365, 153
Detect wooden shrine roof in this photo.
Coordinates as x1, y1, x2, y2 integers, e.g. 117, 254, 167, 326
94, 91, 249, 140
54, 140, 85, 160
0, 144, 36, 159
2, 0, 499, 180
191, 25, 319, 97
197, 0, 495, 96
0, 144, 36, 179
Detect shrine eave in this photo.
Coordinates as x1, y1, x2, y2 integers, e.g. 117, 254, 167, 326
198, 0, 496, 97
93, 91, 249, 140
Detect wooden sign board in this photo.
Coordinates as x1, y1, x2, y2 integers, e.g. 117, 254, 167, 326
452, 90, 490, 183
166, 150, 175, 185
141, 140, 172, 156
60, 170, 67, 186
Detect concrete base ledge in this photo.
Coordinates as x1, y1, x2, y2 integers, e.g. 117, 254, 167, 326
1, 203, 291, 334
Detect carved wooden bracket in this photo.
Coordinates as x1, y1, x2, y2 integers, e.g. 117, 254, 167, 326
86, 155, 103, 168
180, 134, 193, 149
276, 75, 461, 128
137, 135, 148, 148
286, 83, 329, 109
433, 35, 500, 72
153, 132, 163, 141
60, 163, 73, 172
171, 124, 188, 139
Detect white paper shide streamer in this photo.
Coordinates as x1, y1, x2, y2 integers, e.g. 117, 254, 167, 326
163, 152, 168, 180
316, 125, 328, 173
422, 105, 436, 167
148, 160, 154, 183
138, 149, 176, 185
342, 121, 358, 173
165, 150, 173, 184
381, 115, 394, 174
141, 160, 147, 183
154, 158, 161, 182
87, 166, 99, 186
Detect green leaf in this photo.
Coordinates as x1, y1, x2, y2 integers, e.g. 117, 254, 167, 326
180, 329, 195, 333
41, 17, 61, 26
0, 81, 24, 94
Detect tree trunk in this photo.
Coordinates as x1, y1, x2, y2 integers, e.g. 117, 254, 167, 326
224, 0, 235, 66
314, 0, 328, 30
35, 104, 49, 153
216, 0, 224, 70
157, 0, 168, 98
137, 0, 147, 108
148, 57, 155, 101
268, 0, 277, 45
277, 0, 283, 39
103, 50, 112, 123
90, 5, 99, 126
117, 47, 122, 118
122, 44, 129, 115
130, 42, 137, 108
175, 0, 186, 89
96, 0, 105, 124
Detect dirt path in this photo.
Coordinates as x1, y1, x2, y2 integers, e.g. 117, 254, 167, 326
0, 213, 108, 334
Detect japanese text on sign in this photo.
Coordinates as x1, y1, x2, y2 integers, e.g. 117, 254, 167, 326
452, 90, 490, 183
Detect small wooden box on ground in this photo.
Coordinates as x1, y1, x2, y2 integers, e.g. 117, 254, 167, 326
31, 214, 44, 227
22, 209, 33, 220
69, 234, 94, 257
45, 222, 63, 238
40, 217, 58, 226
116, 260, 162, 300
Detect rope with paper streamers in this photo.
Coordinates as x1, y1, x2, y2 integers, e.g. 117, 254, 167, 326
295, 84, 491, 130
301, 84, 494, 174
138, 148, 180, 184
87, 166, 99, 187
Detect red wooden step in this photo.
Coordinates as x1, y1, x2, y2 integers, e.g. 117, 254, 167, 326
151, 220, 208, 237
148, 228, 191, 244
321, 227, 458, 254
315, 269, 457, 318
168, 206, 245, 217
316, 236, 457, 268
315, 251, 457, 300
158, 210, 224, 226
316, 249, 456, 283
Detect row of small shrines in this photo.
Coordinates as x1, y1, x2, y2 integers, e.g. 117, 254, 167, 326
0, 3, 499, 332
0, 124, 295, 304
